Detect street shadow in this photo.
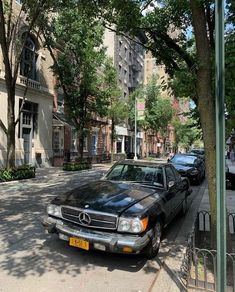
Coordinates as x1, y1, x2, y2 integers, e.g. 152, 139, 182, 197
0, 168, 188, 281
0, 169, 150, 279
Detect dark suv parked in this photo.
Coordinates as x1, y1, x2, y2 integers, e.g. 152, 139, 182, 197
168, 153, 205, 184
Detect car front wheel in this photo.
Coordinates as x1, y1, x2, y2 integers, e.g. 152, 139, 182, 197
144, 221, 162, 259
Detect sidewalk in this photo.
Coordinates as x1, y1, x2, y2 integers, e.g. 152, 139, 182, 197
151, 160, 235, 292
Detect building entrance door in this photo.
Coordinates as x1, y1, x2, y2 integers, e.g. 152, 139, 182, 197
91, 134, 97, 155
22, 128, 32, 164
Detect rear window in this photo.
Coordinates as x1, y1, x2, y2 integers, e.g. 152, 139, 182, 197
171, 155, 196, 165
191, 149, 204, 155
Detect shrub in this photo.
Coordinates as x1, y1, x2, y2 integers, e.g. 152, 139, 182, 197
63, 161, 91, 171
0, 165, 36, 182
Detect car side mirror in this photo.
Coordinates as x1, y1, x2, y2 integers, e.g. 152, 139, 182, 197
168, 181, 175, 188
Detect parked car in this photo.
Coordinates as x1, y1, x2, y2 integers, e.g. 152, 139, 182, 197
190, 148, 205, 161
168, 153, 205, 184
226, 162, 235, 190
42, 159, 192, 258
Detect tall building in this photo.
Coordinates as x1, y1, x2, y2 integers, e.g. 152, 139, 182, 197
103, 29, 146, 155
0, 2, 55, 167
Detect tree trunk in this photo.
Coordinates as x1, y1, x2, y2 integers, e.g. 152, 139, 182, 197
6, 76, 16, 168
145, 130, 148, 158
190, 0, 216, 246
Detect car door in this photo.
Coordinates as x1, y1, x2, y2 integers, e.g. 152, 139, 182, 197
171, 166, 186, 205
163, 166, 180, 222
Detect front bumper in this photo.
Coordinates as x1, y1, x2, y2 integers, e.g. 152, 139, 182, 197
42, 216, 153, 254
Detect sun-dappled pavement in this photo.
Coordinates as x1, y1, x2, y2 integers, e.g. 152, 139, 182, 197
0, 165, 202, 292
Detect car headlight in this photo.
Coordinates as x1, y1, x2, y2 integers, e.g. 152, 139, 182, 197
118, 217, 148, 234
47, 204, 62, 218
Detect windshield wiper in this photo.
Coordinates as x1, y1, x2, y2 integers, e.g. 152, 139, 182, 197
131, 181, 163, 188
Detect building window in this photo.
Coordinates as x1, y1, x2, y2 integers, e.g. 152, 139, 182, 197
71, 128, 77, 152
116, 141, 122, 153
20, 35, 38, 81
102, 133, 107, 152
53, 131, 60, 151
18, 100, 38, 138
83, 136, 88, 152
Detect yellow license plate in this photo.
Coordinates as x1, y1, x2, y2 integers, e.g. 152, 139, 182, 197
69, 237, 89, 250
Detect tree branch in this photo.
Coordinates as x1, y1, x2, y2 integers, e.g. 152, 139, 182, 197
0, 119, 7, 135
0, 0, 13, 80
13, 1, 47, 85
6, 0, 13, 46
205, 0, 215, 49
148, 30, 194, 69
43, 32, 70, 101
9, 4, 23, 69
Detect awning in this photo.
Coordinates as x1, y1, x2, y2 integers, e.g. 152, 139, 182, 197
53, 112, 74, 127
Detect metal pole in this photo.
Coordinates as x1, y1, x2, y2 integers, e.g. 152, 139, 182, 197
215, 1, 226, 291
134, 97, 137, 160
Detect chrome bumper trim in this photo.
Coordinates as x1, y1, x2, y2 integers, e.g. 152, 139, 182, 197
42, 216, 152, 252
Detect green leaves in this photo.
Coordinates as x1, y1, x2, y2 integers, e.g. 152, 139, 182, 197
172, 117, 202, 151
129, 74, 174, 134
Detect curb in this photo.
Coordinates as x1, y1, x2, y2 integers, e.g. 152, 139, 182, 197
151, 184, 206, 292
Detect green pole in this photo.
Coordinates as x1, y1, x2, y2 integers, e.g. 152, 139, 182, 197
215, 1, 226, 291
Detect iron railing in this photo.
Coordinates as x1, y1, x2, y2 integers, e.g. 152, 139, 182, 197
181, 210, 235, 291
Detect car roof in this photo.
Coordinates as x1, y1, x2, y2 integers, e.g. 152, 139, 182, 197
116, 159, 169, 167
173, 153, 196, 156
171, 153, 198, 160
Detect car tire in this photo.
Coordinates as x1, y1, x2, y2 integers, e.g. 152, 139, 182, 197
144, 221, 162, 259
180, 196, 188, 216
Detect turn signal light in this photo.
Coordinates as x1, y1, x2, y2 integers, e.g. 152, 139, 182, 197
123, 247, 133, 253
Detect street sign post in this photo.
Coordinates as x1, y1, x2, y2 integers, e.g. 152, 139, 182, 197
134, 98, 145, 160
215, 1, 226, 291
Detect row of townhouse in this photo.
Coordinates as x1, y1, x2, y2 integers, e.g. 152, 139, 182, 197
0, 10, 184, 167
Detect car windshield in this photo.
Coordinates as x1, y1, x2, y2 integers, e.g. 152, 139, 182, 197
105, 164, 164, 187
171, 155, 196, 166
191, 149, 204, 155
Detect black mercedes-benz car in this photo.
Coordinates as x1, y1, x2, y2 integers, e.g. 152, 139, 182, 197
42, 160, 192, 258
168, 153, 205, 184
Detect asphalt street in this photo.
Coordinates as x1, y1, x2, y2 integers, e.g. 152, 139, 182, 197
0, 166, 202, 292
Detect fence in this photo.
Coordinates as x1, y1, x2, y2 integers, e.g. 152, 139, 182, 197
52, 149, 126, 166
181, 210, 235, 291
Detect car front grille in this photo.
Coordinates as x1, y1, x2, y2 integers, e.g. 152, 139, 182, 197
61, 206, 118, 230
